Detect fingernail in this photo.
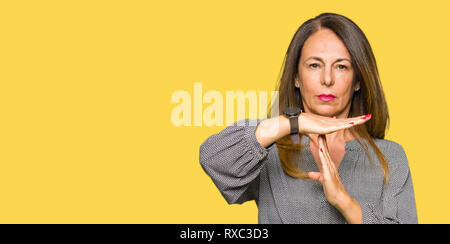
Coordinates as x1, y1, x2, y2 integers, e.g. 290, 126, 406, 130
332, 116, 336, 119
349, 122, 354, 125
320, 148, 323, 153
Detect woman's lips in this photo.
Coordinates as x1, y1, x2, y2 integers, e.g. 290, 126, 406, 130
318, 94, 336, 101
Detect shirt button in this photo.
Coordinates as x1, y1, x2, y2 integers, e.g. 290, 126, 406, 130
259, 151, 264, 155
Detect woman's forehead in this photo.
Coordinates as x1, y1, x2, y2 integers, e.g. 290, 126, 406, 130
301, 29, 351, 61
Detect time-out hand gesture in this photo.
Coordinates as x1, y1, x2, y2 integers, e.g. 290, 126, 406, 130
307, 134, 362, 223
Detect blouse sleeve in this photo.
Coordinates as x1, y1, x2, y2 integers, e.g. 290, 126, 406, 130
360, 143, 418, 224
199, 118, 274, 204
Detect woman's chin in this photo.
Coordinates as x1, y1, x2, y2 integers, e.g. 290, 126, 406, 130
312, 109, 336, 117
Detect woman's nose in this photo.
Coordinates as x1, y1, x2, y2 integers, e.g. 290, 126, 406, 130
321, 65, 334, 86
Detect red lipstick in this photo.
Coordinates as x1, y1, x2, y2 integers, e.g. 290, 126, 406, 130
318, 94, 336, 102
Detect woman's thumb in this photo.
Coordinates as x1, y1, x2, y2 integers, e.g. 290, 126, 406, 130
307, 172, 322, 182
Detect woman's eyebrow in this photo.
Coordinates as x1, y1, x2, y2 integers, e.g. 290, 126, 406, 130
305, 56, 351, 63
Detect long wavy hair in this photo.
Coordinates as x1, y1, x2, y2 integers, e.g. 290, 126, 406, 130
267, 13, 390, 184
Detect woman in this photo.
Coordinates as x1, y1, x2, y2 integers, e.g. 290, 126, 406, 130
199, 13, 417, 224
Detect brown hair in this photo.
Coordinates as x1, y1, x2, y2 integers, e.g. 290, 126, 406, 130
267, 13, 390, 184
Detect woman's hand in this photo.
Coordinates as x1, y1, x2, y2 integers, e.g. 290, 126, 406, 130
307, 134, 362, 224
307, 134, 348, 205
298, 112, 371, 135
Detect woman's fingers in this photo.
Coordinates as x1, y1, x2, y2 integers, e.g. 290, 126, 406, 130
299, 112, 372, 135
317, 135, 331, 178
316, 135, 349, 208
319, 135, 333, 167
322, 136, 337, 173
339, 114, 371, 125
335, 114, 371, 123
329, 115, 371, 133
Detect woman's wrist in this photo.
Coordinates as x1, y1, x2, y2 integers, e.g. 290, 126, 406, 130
255, 116, 291, 148
335, 195, 362, 224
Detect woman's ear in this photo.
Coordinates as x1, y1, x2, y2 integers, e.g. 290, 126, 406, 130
354, 81, 360, 91
295, 75, 301, 88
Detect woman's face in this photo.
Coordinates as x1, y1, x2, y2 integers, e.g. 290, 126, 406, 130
296, 28, 359, 118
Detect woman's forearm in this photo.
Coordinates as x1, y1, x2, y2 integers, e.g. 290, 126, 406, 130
254, 116, 291, 148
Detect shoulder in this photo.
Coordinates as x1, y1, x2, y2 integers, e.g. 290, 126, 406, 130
371, 138, 409, 169
372, 138, 406, 154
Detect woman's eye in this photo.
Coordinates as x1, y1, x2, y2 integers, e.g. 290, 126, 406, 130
309, 63, 319, 68
337, 65, 347, 70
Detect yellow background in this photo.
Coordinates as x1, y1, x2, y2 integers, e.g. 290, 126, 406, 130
0, 0, 449, 223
